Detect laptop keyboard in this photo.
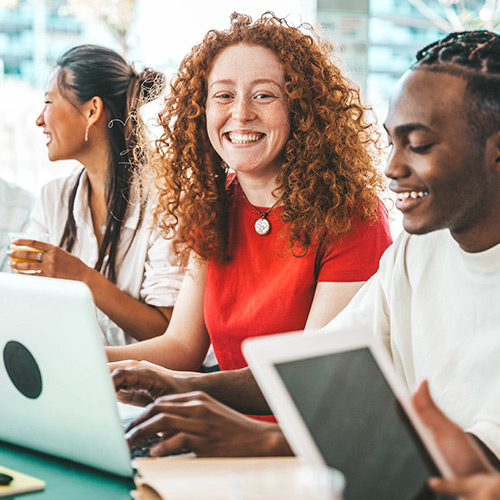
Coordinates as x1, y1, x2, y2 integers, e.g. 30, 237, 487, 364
130, 434, 162, 459
129, 434, 191, 459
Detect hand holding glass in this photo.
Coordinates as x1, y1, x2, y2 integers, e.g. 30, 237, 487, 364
9, 232, 50, 271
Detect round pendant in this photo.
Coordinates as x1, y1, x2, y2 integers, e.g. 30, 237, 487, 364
255, 218, 271, 235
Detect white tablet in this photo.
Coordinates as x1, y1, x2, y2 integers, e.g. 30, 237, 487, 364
243, 329, 454, 500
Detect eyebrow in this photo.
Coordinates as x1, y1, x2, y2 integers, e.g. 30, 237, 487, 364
383, 123, 434, 137
208, 78, 283, 89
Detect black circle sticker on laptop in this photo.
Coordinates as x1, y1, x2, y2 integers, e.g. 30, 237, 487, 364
3, 341, 42, 399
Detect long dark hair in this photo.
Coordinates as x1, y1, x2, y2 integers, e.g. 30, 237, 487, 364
55, 44, 164, 282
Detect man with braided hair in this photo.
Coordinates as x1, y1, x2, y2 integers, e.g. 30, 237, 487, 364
317, 28, 500, 492
112, 31, 500, 484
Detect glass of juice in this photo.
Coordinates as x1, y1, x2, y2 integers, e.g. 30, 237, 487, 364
9, 232, 50, 269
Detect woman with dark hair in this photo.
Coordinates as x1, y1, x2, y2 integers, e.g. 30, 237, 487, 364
9, 45, 183, 345
107, 11, 392, 453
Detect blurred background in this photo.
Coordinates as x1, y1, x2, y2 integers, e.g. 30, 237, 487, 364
0, 0, 498, 195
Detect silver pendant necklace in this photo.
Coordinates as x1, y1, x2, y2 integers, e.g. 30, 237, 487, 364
242, 192, 280, 236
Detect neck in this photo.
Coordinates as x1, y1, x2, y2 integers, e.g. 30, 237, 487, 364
452, 227, 500, 253
236, 173, 281, 207
86, 169, 108, 247
85, 167, 107, 202
451, 202, 500, 253
83, 148, 109, 227
80, 135, 110, 194
79, 130, 110, 173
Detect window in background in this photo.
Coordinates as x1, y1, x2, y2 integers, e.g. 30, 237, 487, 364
317, 0, 499, 120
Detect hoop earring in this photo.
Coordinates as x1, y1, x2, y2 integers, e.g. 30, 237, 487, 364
84, 124, 90, 142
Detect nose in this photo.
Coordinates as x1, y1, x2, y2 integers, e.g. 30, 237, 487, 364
231, 95, 256, 123
35, 110, 44, 128
384, 145, 410, 181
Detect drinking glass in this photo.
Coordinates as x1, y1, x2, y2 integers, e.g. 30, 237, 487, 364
9, 232, 50, 269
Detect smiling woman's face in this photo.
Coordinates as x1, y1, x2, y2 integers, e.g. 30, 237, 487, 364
35, 71, 89, 162
205, 43, 290, 180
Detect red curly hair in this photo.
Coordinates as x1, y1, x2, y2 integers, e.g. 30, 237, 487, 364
150, 12, 386, 266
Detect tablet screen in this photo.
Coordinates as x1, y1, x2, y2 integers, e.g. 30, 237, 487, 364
275, 347, 441, 500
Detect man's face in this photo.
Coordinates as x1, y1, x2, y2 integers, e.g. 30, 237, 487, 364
384, 68, 499, 251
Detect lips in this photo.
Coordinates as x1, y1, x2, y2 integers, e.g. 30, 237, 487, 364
225, 132, 264, 144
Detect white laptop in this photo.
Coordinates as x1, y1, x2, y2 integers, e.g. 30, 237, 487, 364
0, 272, 136, 477
243, 329, 454, 500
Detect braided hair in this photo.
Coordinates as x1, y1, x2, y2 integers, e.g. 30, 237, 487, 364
413, 30, 500, 137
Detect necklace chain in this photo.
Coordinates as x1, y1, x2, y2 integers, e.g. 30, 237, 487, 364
241, 191, 280, 236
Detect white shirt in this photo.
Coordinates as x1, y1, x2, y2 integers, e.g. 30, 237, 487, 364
0, 177, 36, 272
29, 172, 184, 346
319, 229, 500, 459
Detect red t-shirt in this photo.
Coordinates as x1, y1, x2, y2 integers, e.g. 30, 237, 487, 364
204, 180, 392, 371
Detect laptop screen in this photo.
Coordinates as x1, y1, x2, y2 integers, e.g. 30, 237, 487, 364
275, 347, 440, 500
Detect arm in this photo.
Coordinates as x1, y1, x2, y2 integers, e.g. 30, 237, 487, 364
78, 262, 173, 341
429, 474, 500, 499
304, 281, 365, 329
125, 391, 292, 457
111, 363, 292, 456
107, 258, 210, 370
110, 271, 368, 457
114, 282, 363, 457
112, 280, 364, 414
10, 239, 171, 341
412, 380, 500, 499
412, 380, 494, 477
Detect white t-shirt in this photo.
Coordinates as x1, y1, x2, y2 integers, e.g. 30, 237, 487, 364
0, 177, 36, 272
319, 229, 500, 459
29, 172, 184, 346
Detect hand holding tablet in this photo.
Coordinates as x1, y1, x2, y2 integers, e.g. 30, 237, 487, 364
244, 330, 454, 500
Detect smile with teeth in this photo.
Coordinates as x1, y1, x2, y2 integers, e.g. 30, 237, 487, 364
396, 191, 428, 201
226, 132, 264, 144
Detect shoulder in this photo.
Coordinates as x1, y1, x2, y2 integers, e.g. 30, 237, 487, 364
38, 171, 84, 209
382, 229, 449, 272
335, 200, 393, 250
315, 201, 393, 282
40, 171, 81, 196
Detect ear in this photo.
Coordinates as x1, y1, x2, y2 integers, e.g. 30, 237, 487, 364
484, 130, 500, 173
85, 96, 104, 127
494, 131, 500, 166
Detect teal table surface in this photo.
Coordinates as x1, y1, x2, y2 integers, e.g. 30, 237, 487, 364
0, 440, 134, 499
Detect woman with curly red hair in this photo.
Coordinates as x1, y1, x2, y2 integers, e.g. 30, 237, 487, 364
108, 13, 392, 454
